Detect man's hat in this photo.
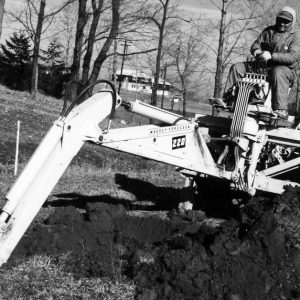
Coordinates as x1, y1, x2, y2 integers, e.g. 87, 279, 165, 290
277, 10, 293, 22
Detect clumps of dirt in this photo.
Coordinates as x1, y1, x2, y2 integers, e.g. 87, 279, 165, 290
14, 203, 127, 277
10, 185, 300, 299
135, 187, 300, 300
13, 202, 205, 278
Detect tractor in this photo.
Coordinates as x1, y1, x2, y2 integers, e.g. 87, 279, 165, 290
0, 60, 300, 266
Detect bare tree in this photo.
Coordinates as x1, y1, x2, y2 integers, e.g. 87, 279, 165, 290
69, 0, 89, 83
81, 0, 105, 86
167, 27, 209, 115
152, 0, 170, 107
213, 0, 227, 98
88, 0, 121, 84
137, 0, 179, 107
210, 0, 278, 98
90, 0, 159, 83
67, 0, 120, 92
6, 0, 75, 96
66, 0, 157, 98
0, 0, 5, 39
60, 2, 77, 66
31, 0, 46, 97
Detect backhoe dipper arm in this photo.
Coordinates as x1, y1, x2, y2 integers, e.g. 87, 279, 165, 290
0, 90, 121, 266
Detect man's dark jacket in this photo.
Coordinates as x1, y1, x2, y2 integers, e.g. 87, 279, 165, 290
251, 25, 300, 69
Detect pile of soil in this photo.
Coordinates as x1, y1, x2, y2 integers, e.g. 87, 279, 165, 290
11, 185, 300, 300
135, 187, 300, 299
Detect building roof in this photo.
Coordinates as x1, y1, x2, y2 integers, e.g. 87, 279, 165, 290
116, 69, 151, 79
116, 68, 172, 86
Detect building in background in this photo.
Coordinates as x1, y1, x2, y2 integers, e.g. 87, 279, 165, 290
115, 69, 173, 96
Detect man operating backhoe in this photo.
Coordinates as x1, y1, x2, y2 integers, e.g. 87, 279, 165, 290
223, 6, 300, 119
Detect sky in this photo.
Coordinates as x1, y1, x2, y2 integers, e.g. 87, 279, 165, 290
179, 0, 220, 18
1, 0, 220, 44
6, 0, 220, 18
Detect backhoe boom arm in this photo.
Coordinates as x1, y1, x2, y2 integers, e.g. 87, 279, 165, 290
0, 91, 120, 266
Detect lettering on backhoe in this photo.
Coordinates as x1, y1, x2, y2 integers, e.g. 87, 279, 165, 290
172, 135, 186, 149
149, 125, 191, 135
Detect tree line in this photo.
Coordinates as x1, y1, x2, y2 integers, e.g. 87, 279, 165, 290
0, 0, 299, 114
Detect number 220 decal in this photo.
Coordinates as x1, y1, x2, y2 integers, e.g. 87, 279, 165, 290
172, 135, 186, 149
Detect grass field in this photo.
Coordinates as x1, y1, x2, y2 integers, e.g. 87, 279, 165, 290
0, 84, 190, 299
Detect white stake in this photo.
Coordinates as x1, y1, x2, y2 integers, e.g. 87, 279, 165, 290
14, 120, 20, 176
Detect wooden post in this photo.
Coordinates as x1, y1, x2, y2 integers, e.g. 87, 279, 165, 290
14, 120, 20, 176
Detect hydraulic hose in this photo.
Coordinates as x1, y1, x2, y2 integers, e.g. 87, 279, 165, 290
171, 116, 190, 125
60, 80, 117, 128
60, 81, 91, 118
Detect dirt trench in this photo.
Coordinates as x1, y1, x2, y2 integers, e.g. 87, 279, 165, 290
10, 183, 300, 300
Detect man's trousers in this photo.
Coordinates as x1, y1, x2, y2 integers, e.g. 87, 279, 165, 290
224, 62, 295, 110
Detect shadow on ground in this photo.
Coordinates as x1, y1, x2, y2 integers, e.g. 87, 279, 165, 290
50, 173, 181, 211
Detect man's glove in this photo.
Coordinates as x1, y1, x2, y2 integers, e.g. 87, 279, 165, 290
259, 51, 272, 61
254, 49, 263, 58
